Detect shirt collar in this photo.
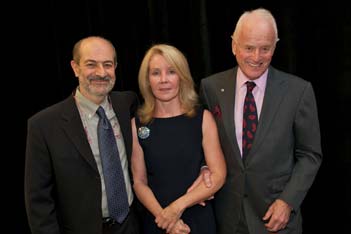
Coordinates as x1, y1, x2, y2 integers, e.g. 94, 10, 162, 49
74, 88, 110, 119
237, 67, 268, 91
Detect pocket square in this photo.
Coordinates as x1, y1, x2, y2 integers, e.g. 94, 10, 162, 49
212, 104, 222, 119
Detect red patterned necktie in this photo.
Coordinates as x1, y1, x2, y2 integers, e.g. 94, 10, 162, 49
242, 81, 258, 160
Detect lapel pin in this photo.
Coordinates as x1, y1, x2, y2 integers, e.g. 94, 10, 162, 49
138, 126, 150, 139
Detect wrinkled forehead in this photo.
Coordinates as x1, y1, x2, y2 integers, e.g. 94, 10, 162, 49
239, 20, 276, 44
79, 38, 116, 62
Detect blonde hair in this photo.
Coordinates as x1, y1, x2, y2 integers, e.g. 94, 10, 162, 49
138, 44, 198, 124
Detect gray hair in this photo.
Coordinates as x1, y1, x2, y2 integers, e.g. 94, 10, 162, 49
232, 8, 279, 44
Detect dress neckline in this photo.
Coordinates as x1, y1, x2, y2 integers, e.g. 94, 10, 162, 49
152, 113, 185, 120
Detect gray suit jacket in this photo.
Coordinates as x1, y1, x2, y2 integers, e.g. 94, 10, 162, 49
25, 91, 138, 234
200, 66, 322, 234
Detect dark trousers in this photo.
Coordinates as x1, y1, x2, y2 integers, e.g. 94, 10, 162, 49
103, 202, 141, 234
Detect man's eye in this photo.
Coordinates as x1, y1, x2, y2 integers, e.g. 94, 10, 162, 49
104, 64, 113, 68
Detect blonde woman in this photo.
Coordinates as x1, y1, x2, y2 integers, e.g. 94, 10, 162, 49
131, 44, 226, 234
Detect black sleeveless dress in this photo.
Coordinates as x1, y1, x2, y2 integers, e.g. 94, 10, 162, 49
135, 108, 216, 234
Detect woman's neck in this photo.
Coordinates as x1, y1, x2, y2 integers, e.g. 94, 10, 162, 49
154, 100, 183, 118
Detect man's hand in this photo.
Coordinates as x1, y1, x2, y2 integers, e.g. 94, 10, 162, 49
262, 199, 292, 232
186, 166, 213, 206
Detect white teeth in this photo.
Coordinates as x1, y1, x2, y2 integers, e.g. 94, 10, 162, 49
248, 62, 262, 67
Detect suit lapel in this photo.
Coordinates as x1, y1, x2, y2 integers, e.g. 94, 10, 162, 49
221, 73, 236, 143
110, 93, 132, 161
219, 68, 244, 169
246, 67, 288, 162
61, 96, 99, 172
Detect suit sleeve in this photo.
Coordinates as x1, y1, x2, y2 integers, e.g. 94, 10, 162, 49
130, 92, 140, 118
280, 82, 323, 210
24, 118, 60, 234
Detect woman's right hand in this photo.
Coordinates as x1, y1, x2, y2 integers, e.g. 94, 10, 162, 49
155, 201, 183, 232
167, 219, 191, 234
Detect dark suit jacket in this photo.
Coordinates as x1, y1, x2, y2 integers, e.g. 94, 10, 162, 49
200, 66, 322, 234
25, 91, 138, 234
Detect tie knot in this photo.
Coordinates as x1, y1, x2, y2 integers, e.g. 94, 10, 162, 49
246, 81, 256, 92
96, 106, 107, 119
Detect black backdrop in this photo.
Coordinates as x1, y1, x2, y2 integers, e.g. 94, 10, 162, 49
15, 1, 350, 233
